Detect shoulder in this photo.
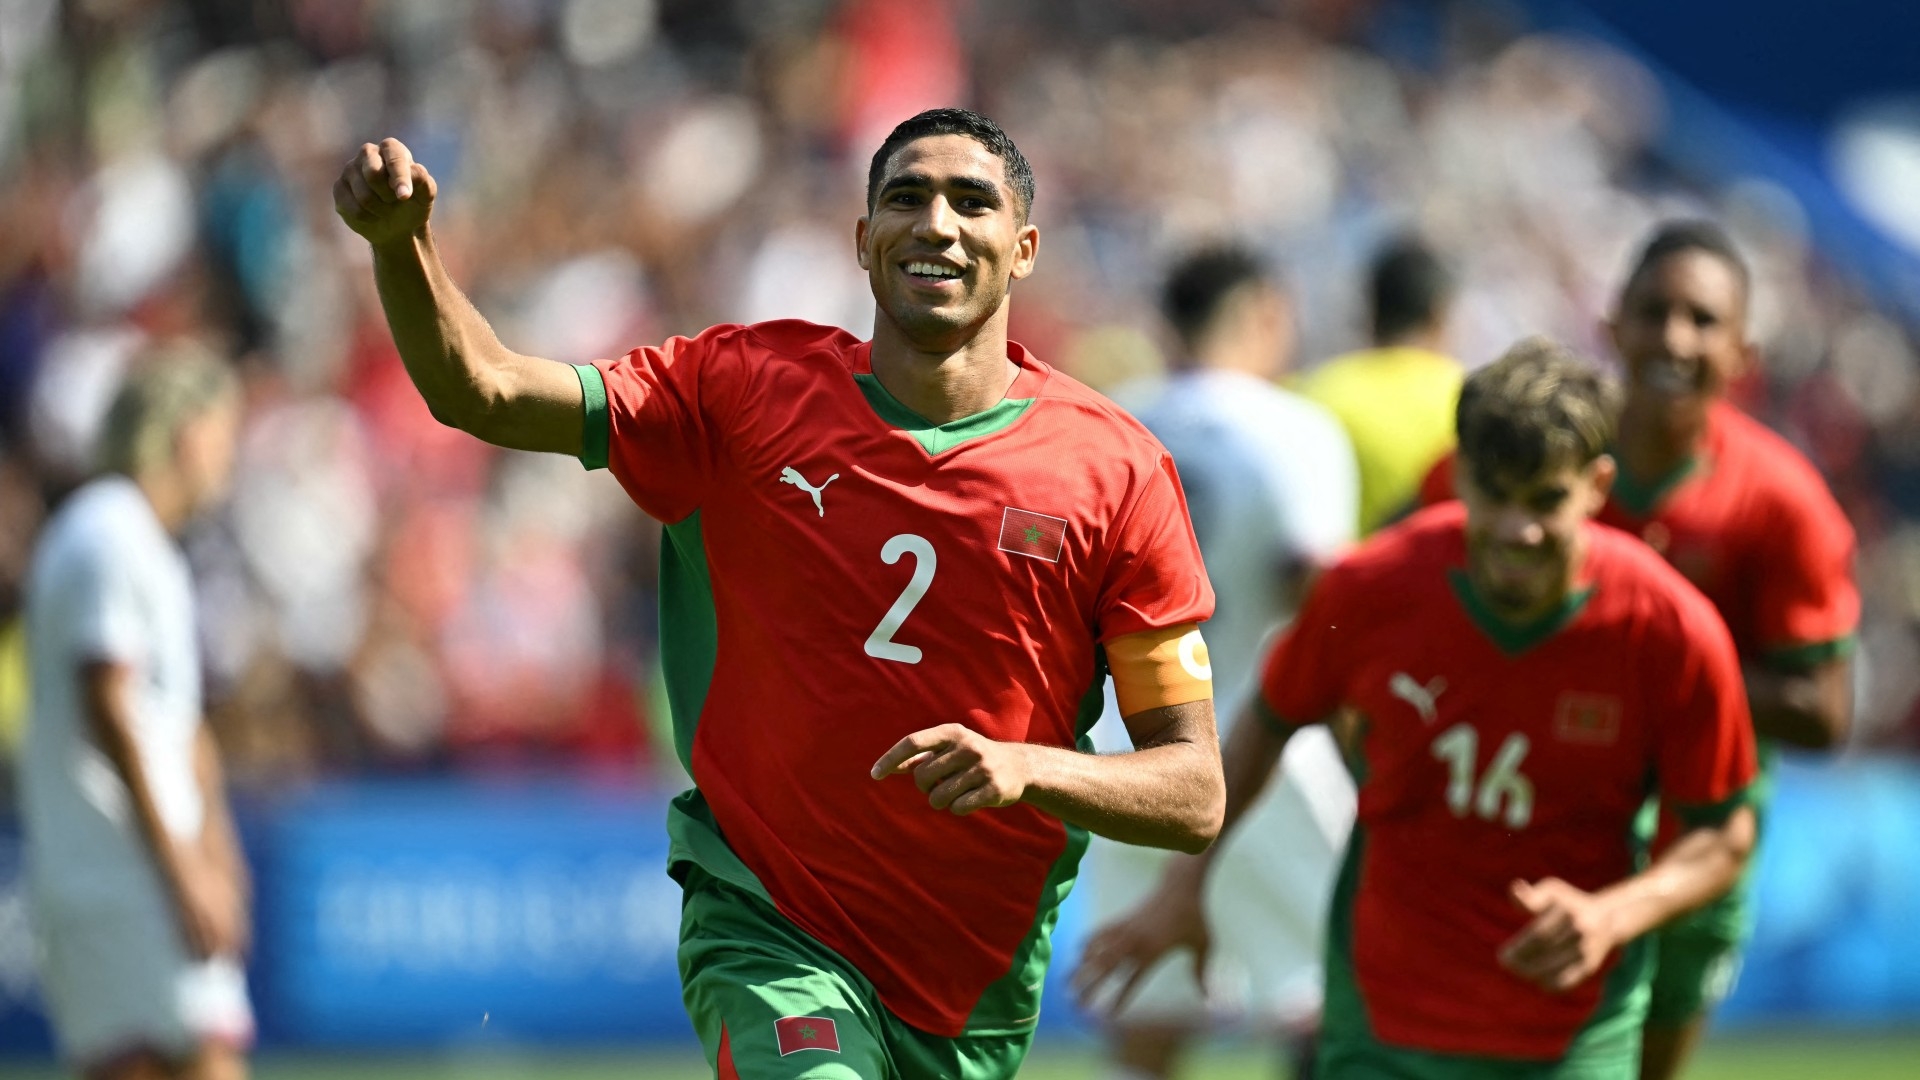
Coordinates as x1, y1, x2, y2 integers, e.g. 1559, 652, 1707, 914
32, 479, 145, 587
1031, 358, 1171, 463
1711, 403, 1847, 527
1587, 524, 1728, 644
669, 319, 864, 367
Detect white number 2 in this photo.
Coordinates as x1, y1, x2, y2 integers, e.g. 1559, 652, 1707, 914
865, 534, 936, 664
1431, 723, 1534, 828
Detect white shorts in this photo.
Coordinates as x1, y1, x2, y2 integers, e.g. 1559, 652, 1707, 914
32, 893, 254, 1066
1082, 725, 1355, 1027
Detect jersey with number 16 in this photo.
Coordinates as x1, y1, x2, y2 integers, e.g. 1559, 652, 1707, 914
575, 320, 1214, 1039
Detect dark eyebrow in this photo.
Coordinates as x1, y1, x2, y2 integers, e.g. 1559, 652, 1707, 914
877, 171, 1006, 206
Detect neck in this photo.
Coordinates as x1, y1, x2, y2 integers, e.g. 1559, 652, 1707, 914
133, 470, 192, 536
1193, 337, 1273, 379
1377, 326, 1445, 354
1616, 395, 1706, 484
869, 307, 1019, 424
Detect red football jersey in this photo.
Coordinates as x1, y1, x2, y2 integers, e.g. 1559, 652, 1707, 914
1599, 400, 1858, 663
579, 320, 1213, 1037
1258, 504, 1755, 1060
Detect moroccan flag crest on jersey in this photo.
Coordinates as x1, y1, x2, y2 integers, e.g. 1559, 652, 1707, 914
999, 507, 1068, 562
775, 1016, 840, 1056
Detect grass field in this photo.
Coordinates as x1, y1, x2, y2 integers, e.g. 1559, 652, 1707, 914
9, 1033, 1920, 1078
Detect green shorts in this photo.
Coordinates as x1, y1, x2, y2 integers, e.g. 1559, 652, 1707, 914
1646, 925, 1744, 1028
677, 864, 1031, 1080
1317, 1029, 1640, 1080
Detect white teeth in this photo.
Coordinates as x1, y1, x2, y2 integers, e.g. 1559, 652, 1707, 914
906, 262, 961, 279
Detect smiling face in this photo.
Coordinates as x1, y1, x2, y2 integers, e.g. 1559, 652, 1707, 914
1609, 248, 1753, 437
856, 134, 1039, 354
1457, 454, 1614, 621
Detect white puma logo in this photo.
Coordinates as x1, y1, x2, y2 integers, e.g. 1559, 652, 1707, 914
779, 467, 839, 517
1389, 672, 1447, 723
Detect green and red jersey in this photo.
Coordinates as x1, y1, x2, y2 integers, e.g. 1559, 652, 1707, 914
1599, 400, 1857, 668
576, 320, 1213, 1038
1257, 504, 1756, 1061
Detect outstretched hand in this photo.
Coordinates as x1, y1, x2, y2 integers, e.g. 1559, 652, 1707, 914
870, 723, 1031, 815
1071, 868, 1211, 1016
333, 137, 437, 247
1497, 877, 1620, 992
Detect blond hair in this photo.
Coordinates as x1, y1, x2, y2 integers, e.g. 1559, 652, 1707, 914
96, 342, 240, 479
1456, 336, 1620, 490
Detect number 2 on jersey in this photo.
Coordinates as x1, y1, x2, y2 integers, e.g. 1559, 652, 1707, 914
865, 534, 935, 664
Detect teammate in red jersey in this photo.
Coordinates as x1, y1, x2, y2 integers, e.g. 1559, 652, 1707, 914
1413, 222, 1860, 1079
334, 108, 1226, 1078
1078, 339, 1758, 1079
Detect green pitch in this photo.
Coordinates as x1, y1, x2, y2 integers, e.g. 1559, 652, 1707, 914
8, 1033, 1920, 1078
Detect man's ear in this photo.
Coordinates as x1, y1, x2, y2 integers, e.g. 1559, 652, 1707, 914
1585, 454, 1617, 517
1009, 222, 1040, 282
854, 216, 871, 271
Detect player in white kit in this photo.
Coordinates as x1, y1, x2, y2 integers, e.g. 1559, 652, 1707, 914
22, 345, 252, 1080
1080, 248, 1359, 1079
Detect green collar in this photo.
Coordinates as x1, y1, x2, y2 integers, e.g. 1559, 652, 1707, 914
1610, 451, 1701, 517
1447, 568, 1594, 655
853, 371, 1035, 455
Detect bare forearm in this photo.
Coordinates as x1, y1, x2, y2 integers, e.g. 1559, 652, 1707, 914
1020, 738, 1224, 854
1598, 808, 1755, 942
371, 229, 517, 431
194, 727, 248, 891
83, 664, 192, 897
1746, 661, 1851, 749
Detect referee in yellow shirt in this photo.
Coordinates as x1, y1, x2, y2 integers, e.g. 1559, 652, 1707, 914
1298, 236, 1462, 535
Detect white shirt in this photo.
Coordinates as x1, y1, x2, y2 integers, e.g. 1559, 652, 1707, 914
1111, 368, 1358, 729
22, 475, 206, 906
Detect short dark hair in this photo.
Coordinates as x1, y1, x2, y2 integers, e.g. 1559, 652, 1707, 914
1457, 337, 1620, 492
1624, 218, 1751, 300
1162, 246, 1269, 349
1370, 235, 1453, 344
866, 108, 1035, 222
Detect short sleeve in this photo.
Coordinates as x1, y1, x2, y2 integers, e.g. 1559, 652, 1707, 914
1748, 486, 1859, 667
581, 324, 752, 525
1095, 452, 1215, 641
1417, 450, 1457, 509
1256, 564, 1353, 728
1648, 593, 1757, 816
63, 535, 143, 665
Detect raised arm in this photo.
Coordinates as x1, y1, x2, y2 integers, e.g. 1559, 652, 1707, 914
333, 138, 584, 454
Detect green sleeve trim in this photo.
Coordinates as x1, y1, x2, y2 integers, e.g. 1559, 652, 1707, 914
1761, 634, 1857, 672
1252, 698, 1302, 739
573, 363, 609, 471
1672, 783, 1756, 830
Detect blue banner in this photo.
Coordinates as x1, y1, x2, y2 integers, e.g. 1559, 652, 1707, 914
4, 761, 1920, 1054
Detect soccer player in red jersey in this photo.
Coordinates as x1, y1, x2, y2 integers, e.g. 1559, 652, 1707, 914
334, 109, 1227, 1078
1077, 339, 1758, 1079
1603, 221, 1857, 1080
1412, 222, 1860, 1079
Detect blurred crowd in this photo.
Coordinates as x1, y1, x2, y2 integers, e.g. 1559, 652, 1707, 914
3, 0, 1920, 793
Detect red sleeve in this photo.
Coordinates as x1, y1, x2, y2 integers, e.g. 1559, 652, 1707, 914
1648, 589, 1758, 813
1417, 450, 1457, 508
1095, 451, 1215, 641
1256, 563, 1354, 727
1748, 481, 1859, 664
585, 324, 752, 525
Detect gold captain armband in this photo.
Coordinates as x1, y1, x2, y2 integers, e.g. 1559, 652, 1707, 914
1107, 623, 1213, 717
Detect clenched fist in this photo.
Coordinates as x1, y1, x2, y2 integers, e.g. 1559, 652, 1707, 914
333, 137, 437, 247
